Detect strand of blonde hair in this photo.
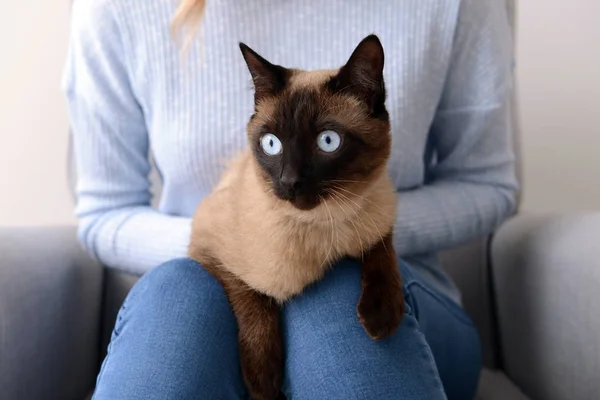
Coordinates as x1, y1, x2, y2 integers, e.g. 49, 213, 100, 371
171, 0, 206, 51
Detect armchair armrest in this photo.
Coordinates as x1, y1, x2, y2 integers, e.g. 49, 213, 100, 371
491, 212, 600, 400
0, 226, 103, 400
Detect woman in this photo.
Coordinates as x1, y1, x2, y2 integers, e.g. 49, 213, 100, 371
63, 0, 517, 399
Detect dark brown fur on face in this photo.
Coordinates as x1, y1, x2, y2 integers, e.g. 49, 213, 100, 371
189, 35, 404, 400
243, 36, 391, 211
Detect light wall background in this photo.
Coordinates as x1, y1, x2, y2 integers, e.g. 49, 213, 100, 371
0, 1, 598, 227
0, 1, 75, 226
516, 0, 600, 212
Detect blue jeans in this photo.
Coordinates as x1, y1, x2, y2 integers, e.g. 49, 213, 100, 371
92, 258, 481, 400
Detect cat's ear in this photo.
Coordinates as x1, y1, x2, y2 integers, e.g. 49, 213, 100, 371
329, 34, 386, 117
239, 43, 289, 102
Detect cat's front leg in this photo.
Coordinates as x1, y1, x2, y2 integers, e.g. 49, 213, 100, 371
357, 233, 405, 340
203, 263, 284, 400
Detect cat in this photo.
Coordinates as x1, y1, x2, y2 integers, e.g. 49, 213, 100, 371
188, 34, 404, 400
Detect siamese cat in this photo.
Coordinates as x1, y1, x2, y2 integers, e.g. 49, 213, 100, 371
189, 34, 404, 400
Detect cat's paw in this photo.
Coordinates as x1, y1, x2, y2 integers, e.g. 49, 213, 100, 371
241, 359, 282, 400
357, 280, 405, 340
239, 337, 283, 400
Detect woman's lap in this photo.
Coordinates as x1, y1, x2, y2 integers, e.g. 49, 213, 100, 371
282, 259, 446, 400
92, 257, 481, 400
93, 259, 246, 399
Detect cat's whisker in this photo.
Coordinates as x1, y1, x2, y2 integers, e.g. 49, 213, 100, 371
328, 179, 369, 185
319, 195, 335, 270
332, 188, 388, 254
264, 180, 277, 198
330, 184, 388, 215
334, 193, 367, 263
330, 190, 371, 245
327, 190, 364, 255
332, 200, 340, 254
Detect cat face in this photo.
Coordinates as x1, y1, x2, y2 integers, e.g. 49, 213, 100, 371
240, 35, 391, 211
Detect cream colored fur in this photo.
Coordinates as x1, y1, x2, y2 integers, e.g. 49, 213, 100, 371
188, 149, 396, 302
189, 67, 395, 302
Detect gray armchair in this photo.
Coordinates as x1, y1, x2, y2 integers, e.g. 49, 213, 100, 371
3, 213, 600, 400
2, 1, 599, 399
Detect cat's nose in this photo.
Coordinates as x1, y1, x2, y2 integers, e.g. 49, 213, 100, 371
280, 172, 304, 194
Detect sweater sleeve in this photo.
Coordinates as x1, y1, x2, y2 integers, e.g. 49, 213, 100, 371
393, 0, 519, 256
62, 0, 191, 275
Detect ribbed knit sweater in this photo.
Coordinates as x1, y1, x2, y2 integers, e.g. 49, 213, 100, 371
62, 0, 518, 303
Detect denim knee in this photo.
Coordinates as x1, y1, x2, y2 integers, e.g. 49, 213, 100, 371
281, 260, 446, 400
120, 257, 237, 336
94, 258, 246, 400
126, 257, 226, 309
139, 257, 217, 293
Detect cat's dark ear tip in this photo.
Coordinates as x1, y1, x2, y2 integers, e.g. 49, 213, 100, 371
360, 34, 383, 49
239, 42, 258, 57
239, 42, 259, 63
364, 34, 381, 43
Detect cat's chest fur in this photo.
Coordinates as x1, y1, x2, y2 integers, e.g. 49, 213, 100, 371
189, 151, 397, 302
251, 202, 395, 301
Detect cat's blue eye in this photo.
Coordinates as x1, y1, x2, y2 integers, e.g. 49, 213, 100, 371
317, 130, 341, 153
260, 133, 282, 156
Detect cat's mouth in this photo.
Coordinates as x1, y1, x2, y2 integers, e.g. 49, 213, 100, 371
273, 187, 322, 211
290, 196, 320, 211
279, 193, 320, 211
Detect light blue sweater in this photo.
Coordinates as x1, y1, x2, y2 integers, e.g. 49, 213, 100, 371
62, 0, 518, 303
